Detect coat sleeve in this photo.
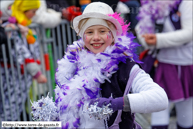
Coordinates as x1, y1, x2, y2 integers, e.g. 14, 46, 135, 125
127, 65, 168, 113
156, 1, 193, 49
32, 0, 62, 28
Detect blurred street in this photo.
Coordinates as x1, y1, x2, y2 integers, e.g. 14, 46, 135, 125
136, 104, 177, 129
136, 113, 177, 129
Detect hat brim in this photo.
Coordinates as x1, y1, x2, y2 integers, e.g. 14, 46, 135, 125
73, 12, 122, 37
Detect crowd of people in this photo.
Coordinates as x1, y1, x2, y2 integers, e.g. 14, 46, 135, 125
0, 0, 192, 129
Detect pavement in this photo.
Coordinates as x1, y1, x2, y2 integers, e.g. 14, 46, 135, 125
135, 104, 177, 129
135, 113, 177, 129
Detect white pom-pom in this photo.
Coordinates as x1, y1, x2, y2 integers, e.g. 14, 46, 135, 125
86, 102, 113, 120
31, 93, 59, 121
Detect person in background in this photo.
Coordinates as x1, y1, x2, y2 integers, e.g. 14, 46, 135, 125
0, 10, 10, 62
79, 0, 91, 11
0, 0, 47, 121
0, 10, 5, 46
46, 0, 69, 12
32, 0, 62, 28
91, 0, 119, 12
62, 6, 82, 21
0, 0, 62, 28
120, 0, 140, 35
135, 0, 193, 129
0, 10, 9, 58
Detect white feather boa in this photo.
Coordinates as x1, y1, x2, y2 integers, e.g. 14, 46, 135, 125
54, 33, 140, 129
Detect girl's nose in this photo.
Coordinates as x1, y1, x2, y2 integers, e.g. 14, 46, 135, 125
93, 32, 100, 41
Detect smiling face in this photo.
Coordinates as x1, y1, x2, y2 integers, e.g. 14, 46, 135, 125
84, 25, 114, 54
24, 9, 38, 19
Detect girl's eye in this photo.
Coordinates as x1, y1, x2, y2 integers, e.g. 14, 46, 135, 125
100, 30, 106, 33
86, 31, 93, 34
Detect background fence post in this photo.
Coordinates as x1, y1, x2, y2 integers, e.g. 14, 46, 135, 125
46, 29, 56, 100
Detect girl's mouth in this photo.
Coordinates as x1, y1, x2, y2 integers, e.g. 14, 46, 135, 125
91, 43, 104, 49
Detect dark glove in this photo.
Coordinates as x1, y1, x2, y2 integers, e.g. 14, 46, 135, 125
90, 97, 124, 112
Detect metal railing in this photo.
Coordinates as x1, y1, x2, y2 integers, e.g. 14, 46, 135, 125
0, 19, 79, 129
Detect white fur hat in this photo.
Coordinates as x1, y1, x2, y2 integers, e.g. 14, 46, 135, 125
73, 2, 122, 37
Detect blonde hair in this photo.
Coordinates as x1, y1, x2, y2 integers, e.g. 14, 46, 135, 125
105, 20, 116, 31
77, 18, 89, 36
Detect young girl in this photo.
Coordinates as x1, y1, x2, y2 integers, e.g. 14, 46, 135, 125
0, 0, 47, 121
135, 0, 193, 129
31, 2, 168, 128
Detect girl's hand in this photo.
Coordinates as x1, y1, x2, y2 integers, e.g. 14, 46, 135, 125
17, 24, 29, 36
5, 24, 17, 38
142, 34, 157, 46
6, 23, 16, 29
36, 74, 47, 83
89, 97, 123, 112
